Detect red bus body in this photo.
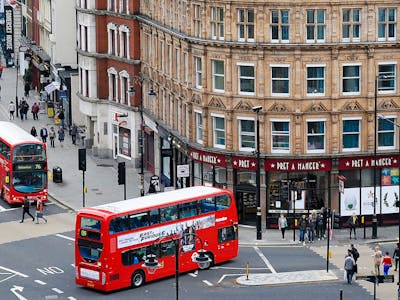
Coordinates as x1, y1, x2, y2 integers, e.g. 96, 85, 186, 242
75, 186, 239, 292
0, 122, 48, 204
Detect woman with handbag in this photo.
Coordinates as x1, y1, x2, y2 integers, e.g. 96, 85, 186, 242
278, 213, 288, 240
35, 198, 47, 224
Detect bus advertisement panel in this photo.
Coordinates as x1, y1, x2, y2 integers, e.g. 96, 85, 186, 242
75, 186, 238, 291
0, 122, 48, 204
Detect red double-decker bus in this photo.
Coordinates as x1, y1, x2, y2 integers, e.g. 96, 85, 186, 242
0, 122, 48, 204
75, 186, 238, 291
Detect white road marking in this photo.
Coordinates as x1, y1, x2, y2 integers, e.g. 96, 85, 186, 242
34, 280, 47, 285
55, 234, 75, 241
0, 266, 29, 279
188, 273, 197, 278
203, 280, 213, 286
253, 246, 276, 273
217, 274, 244, 284
51, 287, 64, 294
212, 266, 269, 270
67, 297, 77, 300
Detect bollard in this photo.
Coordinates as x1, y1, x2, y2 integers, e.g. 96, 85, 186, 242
339, 289, 343, 300
246, 262, 249, 280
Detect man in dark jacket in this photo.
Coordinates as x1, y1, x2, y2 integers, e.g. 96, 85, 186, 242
299, 215, 308, 244
20, 196, 35, 223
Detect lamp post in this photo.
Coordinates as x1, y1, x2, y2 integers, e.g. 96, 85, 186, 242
128, 73, 156, 196
252, 105, 262, 240
142, 234, 211, 300
372, 76, 380, 239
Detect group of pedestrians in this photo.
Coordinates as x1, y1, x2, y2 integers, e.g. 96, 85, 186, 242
297, 209, 327, 245
30, 125, 65, 147
19, 196, 47, 224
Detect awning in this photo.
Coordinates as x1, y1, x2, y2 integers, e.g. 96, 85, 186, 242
44, 81, 60, 94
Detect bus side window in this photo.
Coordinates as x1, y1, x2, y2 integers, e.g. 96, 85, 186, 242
199, 197, 216, 213
179, 202, 197, 218
216, 194, 231, 210
160, 205, 178, 222
150, 209, 159, 225
218, 226, 238, 243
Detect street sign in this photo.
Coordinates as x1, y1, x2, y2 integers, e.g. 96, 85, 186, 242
356, 274, 394, 283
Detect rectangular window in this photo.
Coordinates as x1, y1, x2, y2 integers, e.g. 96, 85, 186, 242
378, 63, 396, 93
307, 121, 325, 152
343, 65, 360, 94
306, 66, 325, 95
342, 119, 360, 150
211, 7, 224, 40
195, 111, 203, 144
271, 65, 289, 95
194, 57, 202, 89
271, 9, 289, 42
342, 8, 361, 41
212, 60, 225, 92
378, 117, 395, 148
238, 64, 255, 94
271, 121, 290, 152
239, 119, 255, 151
306, 9, 325, 42
213, 116, 225, 148
378, 8, 396, 41
193, 4, 202, 37
238, 8, 255, 41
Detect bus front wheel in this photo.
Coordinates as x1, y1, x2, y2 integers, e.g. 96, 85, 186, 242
205, 252, 214, 269
131, 270, 145, 288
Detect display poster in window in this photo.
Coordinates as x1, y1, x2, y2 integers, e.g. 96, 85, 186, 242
118, 127, 131, 157
290, 190, 305, 209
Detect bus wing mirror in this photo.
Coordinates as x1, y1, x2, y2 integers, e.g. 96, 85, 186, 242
5, 175, 9, 184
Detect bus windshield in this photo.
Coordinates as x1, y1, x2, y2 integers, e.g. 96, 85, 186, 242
13, 144, 46, 162
12, 170, 47, 193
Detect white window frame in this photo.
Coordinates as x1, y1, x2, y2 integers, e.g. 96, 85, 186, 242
306, 9, 325, 43
271, 64, 290, 96
119, 70, 130, 106
342, 117, 361, 152
212, 60, 225, 93
377, 7, 396, 42
342, 8, 361, 42
194, 56, 202, 89
195, 110, 203, 144
237, 62, 255, 96
270, 9, 290, 43
306, 118, 326, 153
119, 25, 130, 59
211, 7, 224, 40
342, 63, 361, 95
238, 116, 255, 152
108, 0, 117, 12
306, 64, 325, 96
270, 118, 290, 153
107, 23, 118, 55
378, 115, 396, 150
377, 62, 397, 94
211, 113, 226, 149
237, 8, 255, 42
107, 67, 118, 101
119, 0, 129, 14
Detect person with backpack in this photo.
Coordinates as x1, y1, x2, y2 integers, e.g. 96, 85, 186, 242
344, 250, 356, 284
349, 244, 359, 274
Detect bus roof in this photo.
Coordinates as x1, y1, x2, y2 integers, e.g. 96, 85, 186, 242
89, 186, 229, 215
0, 121, 42, 145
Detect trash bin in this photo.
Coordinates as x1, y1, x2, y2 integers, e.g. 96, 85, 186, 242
53, 166, 62, 183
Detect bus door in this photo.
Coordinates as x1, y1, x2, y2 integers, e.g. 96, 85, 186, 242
218, 225, 238, 259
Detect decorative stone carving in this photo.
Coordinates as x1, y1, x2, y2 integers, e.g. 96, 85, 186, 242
191, 93, 202, 105
209, 96, 226, 109
381, 100, 399, 110
308, 102, 327, 112
268, 102, 287, 112
343, 101, 363, 111
233, 101, 252, 111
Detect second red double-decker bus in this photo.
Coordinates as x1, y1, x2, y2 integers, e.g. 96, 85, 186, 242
75, 186, 238, 291
0, 121, 48, 204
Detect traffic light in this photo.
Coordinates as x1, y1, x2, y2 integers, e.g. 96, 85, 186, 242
396, 201, 400, 207
78, 148, 86, 171
118, 162, 126, 185
333, 213, 341, 229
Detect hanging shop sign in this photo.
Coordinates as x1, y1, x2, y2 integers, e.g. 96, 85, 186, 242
265, 158, 331, 172
338, 155, 400, 170
4, 6, 14, 53
189, 148, 226, 167
231, 156, 258, 171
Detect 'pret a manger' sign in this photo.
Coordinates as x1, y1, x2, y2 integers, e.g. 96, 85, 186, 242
189, 148, 226, 167
265, 159, 331, 172
339, 156, 400, 170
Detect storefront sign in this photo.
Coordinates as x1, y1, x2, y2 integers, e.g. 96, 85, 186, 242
232, 156, 258, 170
4, 6, 13, 53
189, 148, 226, 167
339, 155, 400, 170
265, 159, 331, 172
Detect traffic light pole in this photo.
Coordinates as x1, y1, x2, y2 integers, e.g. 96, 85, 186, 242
82, 170, 85, 208
118, 162, 126, 200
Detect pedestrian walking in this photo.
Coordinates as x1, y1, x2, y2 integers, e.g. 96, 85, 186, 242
349, 244, 359, 274
373, 245, 383, 275
347, 212, 358, 239
19, 104, 24, 121
30, 126, 37, 137
308, 212, 316, 243
316, 214, 324, 240
344, 250, 356, 284
382, 251, 393, 275
20, 196, 35, 223
31, 102, 39, 120
71, 123, 78, 145
393, 242, 400, 271
278, 213, 288, 240
49, 127, 56, 148
299, 215, 307, 244
24, 82, 30, 97
58, 126, 65, 146
40, 126, 48, 143
58, 109, 65, 128
21, 100, 29, 120
35, 198, 47, 224
8, 101, 15, 120
322, 206, 328, 239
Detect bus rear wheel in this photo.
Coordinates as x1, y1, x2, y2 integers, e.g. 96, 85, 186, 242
131, 270, 145, 288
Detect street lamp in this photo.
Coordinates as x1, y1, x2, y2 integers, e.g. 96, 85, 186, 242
128, 72, 156, 196
252, 105, 262, 240
142, 234, 211, 300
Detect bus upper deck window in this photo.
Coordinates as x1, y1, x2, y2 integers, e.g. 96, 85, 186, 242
216, 194, 231, 210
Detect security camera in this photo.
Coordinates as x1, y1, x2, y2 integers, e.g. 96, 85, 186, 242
252, 106, 262, 112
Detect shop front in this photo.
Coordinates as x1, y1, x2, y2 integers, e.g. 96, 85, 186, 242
265, 158, 332, 228
338, 155, 400, 226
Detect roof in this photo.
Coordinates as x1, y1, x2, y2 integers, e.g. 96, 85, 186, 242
0, 121, 42, 145
90, 186, 228, 215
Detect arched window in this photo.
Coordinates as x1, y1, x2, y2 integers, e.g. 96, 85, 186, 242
119, 70, 130, 106
119, 25, 130, 59
108, 67, 118, 102
107, 23, 118, 56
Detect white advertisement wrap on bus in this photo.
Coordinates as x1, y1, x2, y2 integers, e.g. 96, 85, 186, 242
341, 186, 400, 216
